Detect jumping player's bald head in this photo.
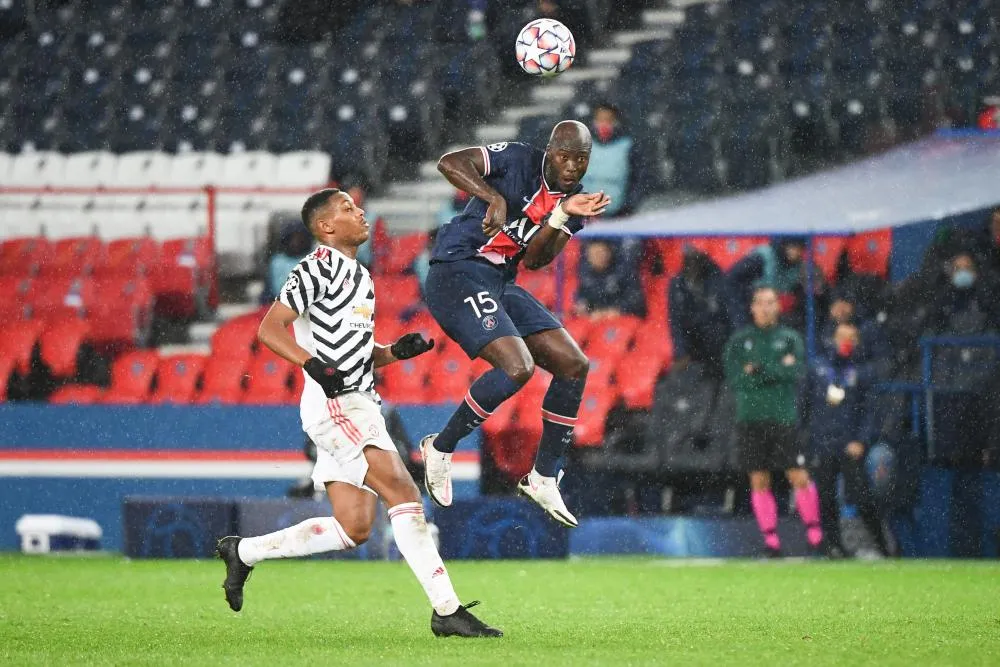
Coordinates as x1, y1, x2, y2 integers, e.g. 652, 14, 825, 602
544, 120, 592, 192
547, 120, 592, 152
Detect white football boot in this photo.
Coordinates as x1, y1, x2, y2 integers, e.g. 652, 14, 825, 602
517, 468, 578, 527
420, 434, 453, 507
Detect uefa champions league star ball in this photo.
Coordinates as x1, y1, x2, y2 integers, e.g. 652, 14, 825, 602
515, 18, 576, 78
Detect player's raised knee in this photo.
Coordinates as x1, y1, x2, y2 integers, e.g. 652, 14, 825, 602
566, 353, 589, 380
339, 517, 372, 546
505, 358, 535, 386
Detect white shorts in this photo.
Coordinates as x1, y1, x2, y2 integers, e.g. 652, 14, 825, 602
307, 392, 397, 493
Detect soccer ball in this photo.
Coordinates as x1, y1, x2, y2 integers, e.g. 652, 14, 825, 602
515, 18, 575, 78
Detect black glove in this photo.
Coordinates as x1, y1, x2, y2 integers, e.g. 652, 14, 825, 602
390, 333, 434, 360
303, 357, 345, 398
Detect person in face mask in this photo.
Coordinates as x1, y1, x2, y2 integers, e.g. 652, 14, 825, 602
820, 288, 892, 383
579, 103, 646, 218
804, 323, 896, 557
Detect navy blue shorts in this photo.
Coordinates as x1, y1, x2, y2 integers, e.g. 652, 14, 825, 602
424, 259, 562, 358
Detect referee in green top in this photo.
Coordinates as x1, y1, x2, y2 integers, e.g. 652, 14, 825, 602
723, 284, 822, 557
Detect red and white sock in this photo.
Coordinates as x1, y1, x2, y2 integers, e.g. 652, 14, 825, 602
237, 516, 356, 566
388, 502, 461, 616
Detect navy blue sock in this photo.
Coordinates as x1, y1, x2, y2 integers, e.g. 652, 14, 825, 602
433, 368, 523, 453
533, 376, 586, 477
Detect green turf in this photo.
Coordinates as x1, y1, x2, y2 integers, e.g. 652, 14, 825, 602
1, 555, 998, 666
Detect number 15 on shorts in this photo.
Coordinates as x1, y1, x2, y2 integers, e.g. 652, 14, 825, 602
464, 291, 498, 319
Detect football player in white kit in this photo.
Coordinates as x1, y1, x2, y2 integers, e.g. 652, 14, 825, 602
216, 188, 501, 638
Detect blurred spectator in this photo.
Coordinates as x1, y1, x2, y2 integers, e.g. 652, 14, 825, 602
267, 223, 313, 300
727, 237, 824, 331
724, 286, 820, 557
437, 189, 471, 229
805, 323, 896, 558
580, 103, 648, 218
925, 251, 1000, 469
820, 286, 892, 383
668, 248, 731, 378
575, 240, 645, 318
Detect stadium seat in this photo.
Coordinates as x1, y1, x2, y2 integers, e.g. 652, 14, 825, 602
101, 349, 159, 403
45, 237, 106, 277
653, 238, 685, 278
378, 353, 432, 404
847, 229, 892, 278
428, 347, 472, 403
573, 377, 620, 447
194, 356, 248, 404
376, 275, 422, 319
687, 236, 769, 271
273, 151, 331, 187
811, 235, 848, 282
619, 331, 672, 410
242, 350, 295, 404
211, 313, 262, 360
29, 276, 96, 320
401, 310, 448, 353
38, 318, 91, 379
0, 237, 51, 276
152, 354, 208, 404
642, 275, 670, 333
0, 276, 33, 320
96, 237, 161, 277
153, 237, 212, 318
376, 232, 428, 276
480, 393, 518, 439
0, 320, 44, 375
87, 277, 154, 346
48, 384, 104, 405
585, 315, 641, 361
515, 269, 557, 310
0, 357, 13, 402
115, 151, 175, 188
562, 316, 594, 349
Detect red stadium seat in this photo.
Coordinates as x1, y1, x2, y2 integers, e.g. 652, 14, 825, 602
427, 347, 473, 403
0, 357, 13, 402
652, 238, 684, 278
374, 313, 403, 346
101, 349, 159, 403
377, 232, 428, 275
0, 319, 45, 375
0, 276, 33, 321
516, 269, 557, 310
194, 356, 248, 404
45, 237, 105, 277
242, 350, 295, 404
152, 354, 208, 404
642, 275, 670, 332
847, 229, 892, 278
211, 314, 262, 360
87, 277, 154, 346
29, 276, 96, 320
481, 396, 518, 438
619, 332, 672, 410
403, 310, 448, 352
811, 236, 848, 282
96, 237, 161, 277
48, 384, 104, 405
573, 384, 619, 447
376, 275, 422, 318
687, 236, 769, 272
585, 315, 641, 361
0, 237, 51, 276
152, 237, 212, 318
39, 318, 91, 379
378, 353, 431, 403
562, 315, 594, 349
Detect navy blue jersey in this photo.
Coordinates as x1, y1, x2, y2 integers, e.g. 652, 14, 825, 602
431, 142, 585, 267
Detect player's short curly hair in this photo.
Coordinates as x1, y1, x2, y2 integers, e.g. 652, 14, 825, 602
300, 188, 342, 233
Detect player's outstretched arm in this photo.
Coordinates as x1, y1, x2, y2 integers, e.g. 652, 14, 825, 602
259, 301, 345, 397
372, 333, 435, 369
523, 192, 611, 270
437, 148, 506, 236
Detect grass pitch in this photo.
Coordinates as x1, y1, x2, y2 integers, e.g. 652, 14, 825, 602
1, 555, 998, 666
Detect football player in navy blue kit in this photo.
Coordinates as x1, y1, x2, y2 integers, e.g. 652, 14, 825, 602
420, 121, 611, 527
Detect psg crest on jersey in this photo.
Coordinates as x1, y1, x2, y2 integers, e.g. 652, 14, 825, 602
482, 315, 498, 331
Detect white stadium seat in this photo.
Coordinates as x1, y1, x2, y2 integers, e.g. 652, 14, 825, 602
0, 153, 14, 184
273, 151, 330, 188
8, 151, 67, 186
115, 151, 175, 188
219, 151, 279, 187
62, 151, 119, 187
169, 151, 225, 187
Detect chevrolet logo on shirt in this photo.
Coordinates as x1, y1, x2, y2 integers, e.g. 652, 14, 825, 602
353, 304, 374, 320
